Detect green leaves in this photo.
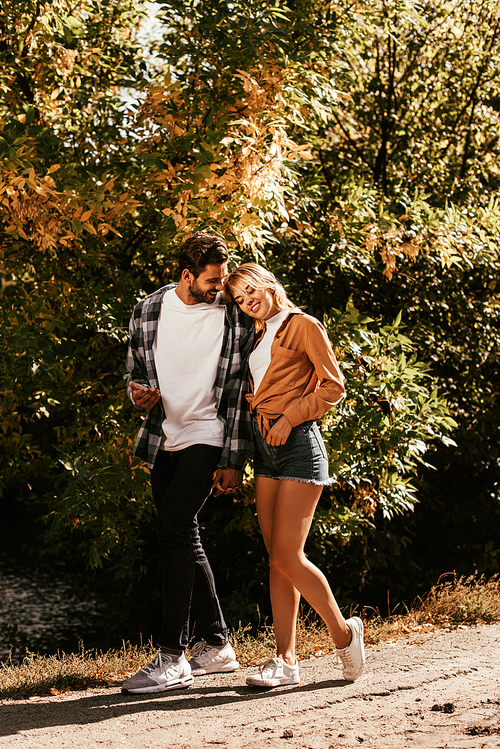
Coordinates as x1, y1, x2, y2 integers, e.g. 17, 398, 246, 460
325, 0, 500, 202
0, 0, 497, 604
321, 301, 456, 527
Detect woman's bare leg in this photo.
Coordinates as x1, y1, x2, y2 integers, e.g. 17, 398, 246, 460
255, 477, 300, 664
255, 476, 351, 660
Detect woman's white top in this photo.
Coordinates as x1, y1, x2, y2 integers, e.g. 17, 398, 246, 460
152, 288, 225, 451
249, 310, 289, 394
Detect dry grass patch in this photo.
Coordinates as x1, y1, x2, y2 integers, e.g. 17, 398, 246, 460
0, 643, 157, 702
1, 573, 499, 701
416, 573, 500, 626
365, 573, 500, 646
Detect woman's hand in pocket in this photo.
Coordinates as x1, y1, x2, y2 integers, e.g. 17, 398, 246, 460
265, 415, 292, 446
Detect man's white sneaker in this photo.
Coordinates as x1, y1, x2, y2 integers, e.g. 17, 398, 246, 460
121, 651, 193, 694
246, 656, 300, 688
336, 616, 365, 681
188, 640, 239, 675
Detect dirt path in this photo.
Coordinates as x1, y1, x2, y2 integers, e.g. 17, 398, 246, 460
1, 624, 499, 748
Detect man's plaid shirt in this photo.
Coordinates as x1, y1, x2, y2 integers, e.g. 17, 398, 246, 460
123, 283, 255, 470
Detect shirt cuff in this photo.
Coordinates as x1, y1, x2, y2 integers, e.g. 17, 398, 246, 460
282, 404, 304, 428
220, 451, 247, 471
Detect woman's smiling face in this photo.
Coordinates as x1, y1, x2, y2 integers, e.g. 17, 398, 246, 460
230, 280, 280, 321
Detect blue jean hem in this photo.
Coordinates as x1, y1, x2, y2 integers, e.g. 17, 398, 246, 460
254, 472, 334, 486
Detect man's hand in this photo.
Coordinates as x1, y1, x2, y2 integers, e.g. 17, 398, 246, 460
265, 415, 292, 446
129, 381, 161, 410
212, 467, 243, 496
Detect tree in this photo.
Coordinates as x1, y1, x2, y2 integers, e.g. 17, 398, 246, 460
0, 0, 154, 571
0, 0, 472, 623
325, 0, 500, 202
261, 0, 500, 600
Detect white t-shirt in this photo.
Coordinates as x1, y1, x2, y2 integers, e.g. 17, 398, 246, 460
152, 288, 225, 451
249, 310, 289, 394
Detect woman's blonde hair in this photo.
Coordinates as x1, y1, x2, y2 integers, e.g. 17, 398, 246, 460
224, 263, 295, 316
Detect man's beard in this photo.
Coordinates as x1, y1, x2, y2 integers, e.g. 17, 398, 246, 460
188, 278, 218, 304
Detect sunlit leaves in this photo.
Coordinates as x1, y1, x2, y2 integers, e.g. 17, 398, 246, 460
131, 1, 347, 252
327, 0, 500, 201
2, 0, 497, 594
322, 301, 457, 530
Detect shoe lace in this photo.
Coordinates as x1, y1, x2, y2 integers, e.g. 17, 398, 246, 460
142, 652, 168, 675
259, 656, 280, 673
336, 648, 353, 669
190, 640, 211, 659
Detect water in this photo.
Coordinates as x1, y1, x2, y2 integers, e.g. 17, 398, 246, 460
0, 561, 106, 664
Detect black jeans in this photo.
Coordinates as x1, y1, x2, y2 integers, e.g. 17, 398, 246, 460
150, 444, 228, 651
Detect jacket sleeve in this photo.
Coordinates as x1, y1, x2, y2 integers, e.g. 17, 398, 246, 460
123, 304, 149, 412
218, 306, 255, 470
282, 319, 345, 427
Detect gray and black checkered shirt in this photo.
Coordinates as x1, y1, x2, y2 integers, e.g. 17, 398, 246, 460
124, 284, 255, 470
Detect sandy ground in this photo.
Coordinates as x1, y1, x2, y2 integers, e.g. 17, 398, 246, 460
1, 624, 499, 748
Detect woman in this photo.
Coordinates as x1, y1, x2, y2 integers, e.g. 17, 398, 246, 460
224, 263, 365, 688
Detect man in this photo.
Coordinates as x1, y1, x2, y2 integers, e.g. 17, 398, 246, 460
122, 232, 254, 694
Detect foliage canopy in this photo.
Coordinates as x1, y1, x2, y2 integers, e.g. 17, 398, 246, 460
1, 0, 499, 623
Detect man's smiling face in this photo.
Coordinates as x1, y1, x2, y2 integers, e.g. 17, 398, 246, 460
187, 262, 228, 304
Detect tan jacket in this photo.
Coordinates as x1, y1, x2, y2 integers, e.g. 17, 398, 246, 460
246, 310, 345, 433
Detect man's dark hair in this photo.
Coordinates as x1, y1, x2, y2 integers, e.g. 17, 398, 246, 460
178, 232, 228, 278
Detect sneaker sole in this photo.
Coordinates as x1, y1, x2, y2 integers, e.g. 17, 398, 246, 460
191, 660, 240, 676
121, 675, 194, 694
246, 676, 300, 688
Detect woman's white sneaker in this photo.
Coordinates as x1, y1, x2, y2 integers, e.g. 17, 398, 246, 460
336, 616, 365, 681
246, 656, 300, 688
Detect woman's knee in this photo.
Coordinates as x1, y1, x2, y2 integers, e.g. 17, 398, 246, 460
268, 547, 303, 578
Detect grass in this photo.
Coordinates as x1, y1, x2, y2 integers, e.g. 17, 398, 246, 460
1, 573, 499, 702
363, 573, 500, 646
0, 643, 158, 702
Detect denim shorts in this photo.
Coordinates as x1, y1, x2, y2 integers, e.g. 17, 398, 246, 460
253, 417, 332, 485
